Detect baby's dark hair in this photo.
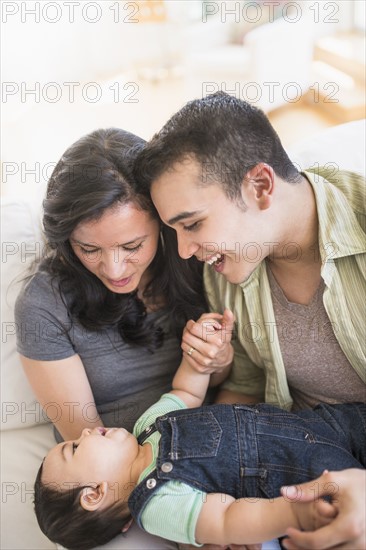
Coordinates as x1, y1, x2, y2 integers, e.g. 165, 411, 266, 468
34, 462, 131, 550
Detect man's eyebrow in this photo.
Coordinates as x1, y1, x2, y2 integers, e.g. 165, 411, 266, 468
167, 210, 203, 226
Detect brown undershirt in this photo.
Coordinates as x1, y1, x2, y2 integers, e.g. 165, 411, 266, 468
267, 265, 365, 410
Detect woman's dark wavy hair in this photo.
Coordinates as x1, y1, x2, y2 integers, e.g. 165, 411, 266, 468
34, 463, 130, 550
41, 128, 207, 349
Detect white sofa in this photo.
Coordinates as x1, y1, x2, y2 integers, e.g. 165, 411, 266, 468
1, 120, 364, 550
184, 14, 314, 111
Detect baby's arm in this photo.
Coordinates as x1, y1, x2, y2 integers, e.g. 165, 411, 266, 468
195, 492, 335, 546
171, 312, 233, 408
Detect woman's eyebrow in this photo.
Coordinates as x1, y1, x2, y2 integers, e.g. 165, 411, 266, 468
71, 236, 148, 247
69, 239, 99, 248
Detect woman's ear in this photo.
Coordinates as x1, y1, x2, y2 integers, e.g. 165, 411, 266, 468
242, 163, 275, 210
80, 482, 109, 512
122, 517, 134, 533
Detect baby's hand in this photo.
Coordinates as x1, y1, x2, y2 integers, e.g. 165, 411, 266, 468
181, 309, 234, 375
290, 497, 337, 532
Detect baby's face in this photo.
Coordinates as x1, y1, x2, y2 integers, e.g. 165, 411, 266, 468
42, 427, 138, 492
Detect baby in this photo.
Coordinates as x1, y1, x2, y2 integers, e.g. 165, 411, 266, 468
34, 352, 365, 549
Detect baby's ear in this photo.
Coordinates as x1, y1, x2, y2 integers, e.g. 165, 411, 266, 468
80, 482, 108, 512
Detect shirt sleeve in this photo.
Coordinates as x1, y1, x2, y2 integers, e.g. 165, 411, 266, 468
141, 481, 205, 546
133, 393, 187, 437
14, 272, 76, 361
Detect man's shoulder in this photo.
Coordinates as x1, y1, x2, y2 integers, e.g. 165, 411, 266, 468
305, 168, 365, 214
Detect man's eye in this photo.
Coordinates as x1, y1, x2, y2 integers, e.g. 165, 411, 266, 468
183, 221, 200, 232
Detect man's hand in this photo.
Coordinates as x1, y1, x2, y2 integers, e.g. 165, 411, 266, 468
281, 469, 366, 549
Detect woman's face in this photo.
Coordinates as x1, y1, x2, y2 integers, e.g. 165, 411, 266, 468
70, 203, 160, 294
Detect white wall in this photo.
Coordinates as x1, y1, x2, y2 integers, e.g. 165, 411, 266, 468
1, 0, 358, 198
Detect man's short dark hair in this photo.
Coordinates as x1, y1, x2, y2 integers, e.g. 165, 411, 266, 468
136, 92, 301, 201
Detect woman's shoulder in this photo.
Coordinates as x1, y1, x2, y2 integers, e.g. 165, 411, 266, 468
16, 268, 58, 299
15, 268, 66, 318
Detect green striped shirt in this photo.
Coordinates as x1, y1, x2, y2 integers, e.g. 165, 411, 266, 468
204, 169, 366, 410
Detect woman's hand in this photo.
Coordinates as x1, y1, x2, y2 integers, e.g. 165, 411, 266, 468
281, 469, 366, 549
181, 309, 235, 378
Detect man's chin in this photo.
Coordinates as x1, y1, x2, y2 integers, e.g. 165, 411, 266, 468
224, 268, 257, 285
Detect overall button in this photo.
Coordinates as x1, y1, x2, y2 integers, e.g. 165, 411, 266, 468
146, 478, 157, 489
161, 462, 173, 473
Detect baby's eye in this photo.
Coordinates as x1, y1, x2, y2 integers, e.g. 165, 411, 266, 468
183, 221, 201, 232
72, 443, 78, 454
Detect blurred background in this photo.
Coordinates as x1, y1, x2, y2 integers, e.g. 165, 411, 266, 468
1, 0, 365, 199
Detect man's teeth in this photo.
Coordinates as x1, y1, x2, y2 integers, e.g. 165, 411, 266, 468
206, 253, 222, 265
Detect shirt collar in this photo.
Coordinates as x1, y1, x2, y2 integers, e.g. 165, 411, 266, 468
303, 169, 366, 262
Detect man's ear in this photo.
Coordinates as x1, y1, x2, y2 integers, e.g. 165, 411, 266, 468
242, 163, 275, 210
80, 482, 109, 512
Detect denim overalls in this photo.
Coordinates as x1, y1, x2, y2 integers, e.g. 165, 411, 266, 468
129, 402, 366, 527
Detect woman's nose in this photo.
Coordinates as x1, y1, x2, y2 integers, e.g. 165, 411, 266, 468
101, 251, 127, 279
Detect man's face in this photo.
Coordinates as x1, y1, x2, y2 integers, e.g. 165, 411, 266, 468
151, 158, 268, 284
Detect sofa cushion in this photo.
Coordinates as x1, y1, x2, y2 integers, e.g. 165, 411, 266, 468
288, 119, 365, 175
1, 197, 48, 430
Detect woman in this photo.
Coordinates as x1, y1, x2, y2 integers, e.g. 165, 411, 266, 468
15, 128, 233, 446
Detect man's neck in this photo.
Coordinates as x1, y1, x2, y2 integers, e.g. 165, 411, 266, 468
266, 175, 322, 305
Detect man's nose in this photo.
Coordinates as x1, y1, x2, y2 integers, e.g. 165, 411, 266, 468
177, 234, 200, 260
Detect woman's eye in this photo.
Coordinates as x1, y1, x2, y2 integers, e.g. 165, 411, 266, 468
123, 243, 143, 252
79, 247, 98, 256
183, 221, 200, 232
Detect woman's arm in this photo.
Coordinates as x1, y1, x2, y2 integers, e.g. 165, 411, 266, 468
20, 354, 103, 440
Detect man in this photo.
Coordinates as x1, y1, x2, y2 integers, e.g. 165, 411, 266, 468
136, 92, 365, 550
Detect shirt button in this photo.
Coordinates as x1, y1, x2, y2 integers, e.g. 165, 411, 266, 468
146, 478, 157, 489
161, 462, 173, 473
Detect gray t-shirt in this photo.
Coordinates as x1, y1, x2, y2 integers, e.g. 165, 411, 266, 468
15, 271, 183, 435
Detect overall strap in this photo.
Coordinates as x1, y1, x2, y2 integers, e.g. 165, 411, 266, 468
137, 423, 158, 445
128, 469, 168, 528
